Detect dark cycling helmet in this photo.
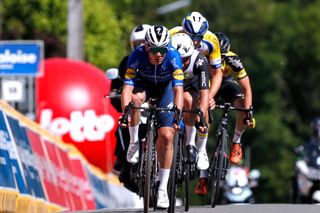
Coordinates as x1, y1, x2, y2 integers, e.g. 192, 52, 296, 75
215, 32, 231, 55
311, 117, 320, 139
182, 11, 209, 36
130, 24, 151, 49
145, 25, 170, 47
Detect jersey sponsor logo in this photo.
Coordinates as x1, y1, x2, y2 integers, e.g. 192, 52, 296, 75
229, 57, 243, 69
167, 102, 174, 109
125, 68, 136, 79
201, 71, 207, 88
196, 58, 205, 68
173, 69, 184, 81
170, 58, 179, 69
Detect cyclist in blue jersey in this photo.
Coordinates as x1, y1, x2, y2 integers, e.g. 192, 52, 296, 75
120, 25, 184, 209
111, 24, 151, 192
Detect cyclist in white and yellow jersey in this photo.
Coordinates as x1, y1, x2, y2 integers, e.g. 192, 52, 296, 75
170, 11, 224, 196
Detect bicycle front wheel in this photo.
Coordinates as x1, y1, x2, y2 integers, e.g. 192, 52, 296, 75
168, 132, 179, 213
184, 163, 190, 211
182, 134, 190, 212
144, 125, 155, 213
210, 131, 226, 207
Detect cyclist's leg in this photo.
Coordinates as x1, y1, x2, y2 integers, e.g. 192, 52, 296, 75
184, 88, 199, 163
218, 79, 244, 164
196, 111, 210, 170
126, 83, 146, 164
155, 81, 175, 208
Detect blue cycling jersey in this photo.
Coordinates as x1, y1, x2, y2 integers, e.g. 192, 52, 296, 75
124, 45, 184, 87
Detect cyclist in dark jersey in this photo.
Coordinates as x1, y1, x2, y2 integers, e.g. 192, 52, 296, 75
171, 33, 210, 168
120, 25, 184, 209
215, 32, 255, 164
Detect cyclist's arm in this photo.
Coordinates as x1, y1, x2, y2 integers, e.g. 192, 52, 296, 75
204, 32, 223, 99
172, 68, 184, 112
195, 54, 210, 118
230, 53, 252, 109
238, 76, 252, 109
122, 67, 136, 112
121, 84, 133, 112
209, 66, 223, 99
171, 48, 184, 113
173, 85, 183, 113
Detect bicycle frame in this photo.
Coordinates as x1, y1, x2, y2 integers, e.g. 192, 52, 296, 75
123, 102, 179, 213
168, 107, 206, 213
209, 103, 253, 207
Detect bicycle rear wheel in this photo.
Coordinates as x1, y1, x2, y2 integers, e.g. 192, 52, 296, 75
210, 131, 226, 207
168, 132, 179, 213
144, 125, 155, 213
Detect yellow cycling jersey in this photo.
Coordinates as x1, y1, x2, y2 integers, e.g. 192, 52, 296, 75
170, 26, 221, 68
222, 51, 248, 80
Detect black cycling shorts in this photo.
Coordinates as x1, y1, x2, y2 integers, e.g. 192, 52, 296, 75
216, 79, 244, 104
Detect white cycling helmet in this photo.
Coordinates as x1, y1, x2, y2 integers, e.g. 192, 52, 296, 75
171, 33, 195, 58
130, 24, 151, 49
182, 11, 209, 36
145, 25, 170, 47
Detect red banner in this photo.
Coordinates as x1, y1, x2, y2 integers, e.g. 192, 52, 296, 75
36, 58, 118, 173
69, 157, 96, 210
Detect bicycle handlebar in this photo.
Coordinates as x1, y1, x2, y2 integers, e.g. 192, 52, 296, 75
120, 102, 181, 126
211, 103, 255, 127
215, 103, 252, 112
182, 107, 207, 130
105, 93, 121, 99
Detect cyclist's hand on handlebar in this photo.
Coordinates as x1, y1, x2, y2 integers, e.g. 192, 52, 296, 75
119, 103, 133, 128
173, 122, 180, 131
209, 98, 216, 110
245, 117, 256, 128
243, 107, 255, 128
195, 119, 208, 133
172, 104, 181, 131
195, 107, 208, 133
118, 115, 130, 128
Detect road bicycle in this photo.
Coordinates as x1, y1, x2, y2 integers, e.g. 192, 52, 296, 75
168, 107, 206, 213
122, 101, 180, 213
209, 103, 254, 207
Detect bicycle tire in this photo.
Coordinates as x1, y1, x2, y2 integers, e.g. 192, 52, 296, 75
168, 132, 179, 213
152, 144, 158, 211
144, 123, 155, 213
137, 140, 146, 198
210, 129, 226, 207
184, 163, 190, 212
181, 132, 190, 212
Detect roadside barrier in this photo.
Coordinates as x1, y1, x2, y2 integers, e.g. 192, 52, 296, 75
0, 100, 136, 212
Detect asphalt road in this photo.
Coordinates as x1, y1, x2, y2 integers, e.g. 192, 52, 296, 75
65, 204, 320, 213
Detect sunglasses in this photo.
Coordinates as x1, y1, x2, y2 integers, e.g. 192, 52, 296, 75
190, 34, 203, 41
149, 47, 168, 54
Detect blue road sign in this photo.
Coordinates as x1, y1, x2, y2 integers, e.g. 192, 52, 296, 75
0, 41, 44, 76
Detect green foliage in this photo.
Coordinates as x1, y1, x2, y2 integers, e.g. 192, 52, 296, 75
1, 0, 67, 57
0, 0, 135, 68
83, 0, 133, 69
